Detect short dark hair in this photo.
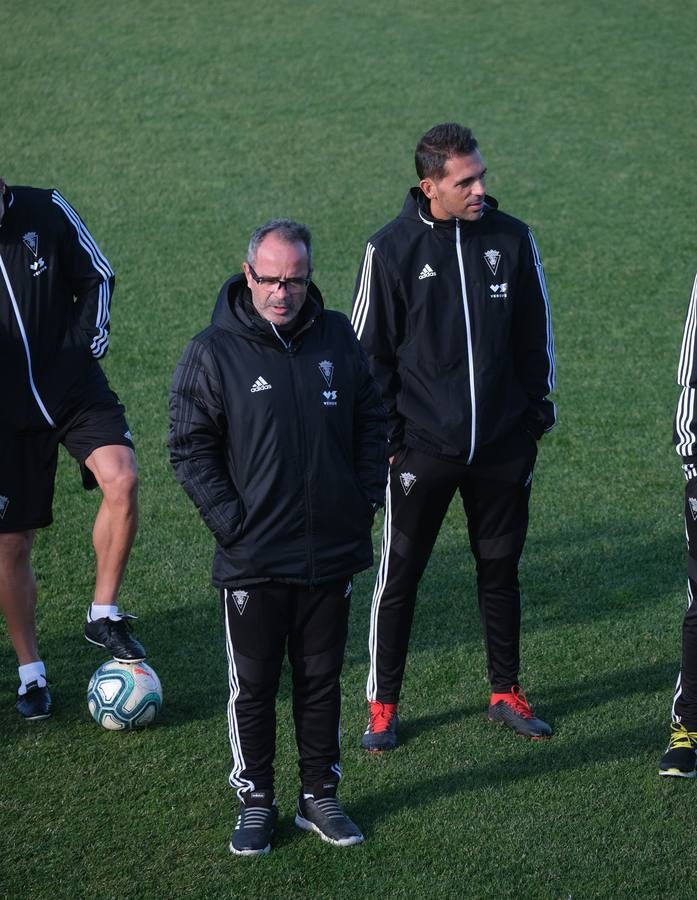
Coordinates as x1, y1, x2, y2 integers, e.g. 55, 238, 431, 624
247, 218, 313, 270
415, 123, 479, 180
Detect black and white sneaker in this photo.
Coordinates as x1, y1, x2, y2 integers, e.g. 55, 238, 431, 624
295, 789, 364, 847
84, 610, 146, 662
659, 723, 697, 778
230, 790, 278, 856
16, 681, 53, 720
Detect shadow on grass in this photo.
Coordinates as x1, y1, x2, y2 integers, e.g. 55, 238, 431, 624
350, 721, 668, 836
342, 660, 677, 835
396, 702, 484, 747
353, 720, 668, 836
544, 659, 677, 716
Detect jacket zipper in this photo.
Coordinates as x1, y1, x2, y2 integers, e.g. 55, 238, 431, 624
454, 220, 476, 464
272, 323, 316, 585
0, 250, 56, 427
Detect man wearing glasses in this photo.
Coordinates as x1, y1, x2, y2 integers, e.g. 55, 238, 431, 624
169, 219, 386, 855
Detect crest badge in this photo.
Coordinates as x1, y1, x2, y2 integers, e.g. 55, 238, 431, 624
231, 590, 249, 615
484, 249, 502, 276
399, 472, 417, 495
319, 360, 334, 387
689, 498, 697, 521
22, 232, 39, 257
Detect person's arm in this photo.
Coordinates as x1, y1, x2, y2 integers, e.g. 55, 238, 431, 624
53, 190, 115, 359
348, 323, 388, 506
675, 273, 697, 476
351, 241, 405, 456
168, 338, 244, 547
513, 229, 556, 439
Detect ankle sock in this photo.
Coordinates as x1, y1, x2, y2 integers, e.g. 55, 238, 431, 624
88, 603, 120, 622
18, 660, 47, 695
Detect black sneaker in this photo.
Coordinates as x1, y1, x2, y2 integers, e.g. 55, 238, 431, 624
361, 701, 399, 752
16, 681, 52, 720
488, 685, 553, 739
659, 723, 697, 778
84, 611, 146, 662
229, 790, 278, 856
295, 790, 364, 847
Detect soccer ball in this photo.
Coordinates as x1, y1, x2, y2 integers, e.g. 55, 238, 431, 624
87, 660, 162, 731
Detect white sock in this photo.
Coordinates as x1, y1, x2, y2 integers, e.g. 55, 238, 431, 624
18, 661, 47, 695
88, 603, 121, 622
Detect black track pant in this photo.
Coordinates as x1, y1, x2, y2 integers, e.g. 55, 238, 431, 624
671, 479, 697, 729
222, 579, 351, 799
367, 431, 537, 703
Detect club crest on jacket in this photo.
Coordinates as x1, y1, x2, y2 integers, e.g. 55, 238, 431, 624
318, 360, 334, 387
484, 249, 502, 276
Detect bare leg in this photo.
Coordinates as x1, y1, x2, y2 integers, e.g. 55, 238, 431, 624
0, 531, 38, 664
84, 445, 138, 608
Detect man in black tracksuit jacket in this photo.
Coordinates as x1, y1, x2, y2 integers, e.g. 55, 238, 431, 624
659, 271, 697, 777
169, 219, 386, 855
351, 124, 556, 750
0, 179, 144, 723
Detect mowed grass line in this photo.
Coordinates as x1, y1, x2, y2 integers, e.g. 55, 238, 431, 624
2, 1, 697, 897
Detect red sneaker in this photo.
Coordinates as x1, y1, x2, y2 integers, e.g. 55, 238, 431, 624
360, 701, 399, 752
488, 685, 552, 739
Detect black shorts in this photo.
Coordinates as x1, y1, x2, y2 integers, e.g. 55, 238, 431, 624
0, 387, 134, 533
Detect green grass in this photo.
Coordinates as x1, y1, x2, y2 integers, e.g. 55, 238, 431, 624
3, 1, 697, 897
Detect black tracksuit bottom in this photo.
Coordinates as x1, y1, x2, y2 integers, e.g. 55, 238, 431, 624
222, 578, 351, 799
671, 479, 697, 729
367, 428, 537, 703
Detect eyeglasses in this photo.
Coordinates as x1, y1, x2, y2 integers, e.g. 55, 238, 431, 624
247, 263, 311, 293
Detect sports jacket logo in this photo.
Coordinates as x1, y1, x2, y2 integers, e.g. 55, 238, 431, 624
489, 282, 508, 299
0, 495, 9, 519
689, 497, 697, 521
251, 376, 272, 393
319, 360, 334, 387
231, 590, 249, 615
400, 472, 417, 495
22, 231, 39, 256
322, 390, 338, 407
29, 258, 47, 277
484, 249, 502, 276
418, 263, 437, 280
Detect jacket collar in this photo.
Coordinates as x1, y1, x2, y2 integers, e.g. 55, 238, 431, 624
405, 187, 499, 230
212, 272, 324, 349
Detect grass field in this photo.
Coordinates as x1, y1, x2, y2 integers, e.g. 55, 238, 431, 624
2, 1, 697, 897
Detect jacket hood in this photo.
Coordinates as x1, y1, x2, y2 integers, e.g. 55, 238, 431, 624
211, 272, 325, 344
401, 187, 499, 229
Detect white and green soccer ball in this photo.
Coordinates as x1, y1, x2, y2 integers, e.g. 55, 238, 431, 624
87, 660, 162, 731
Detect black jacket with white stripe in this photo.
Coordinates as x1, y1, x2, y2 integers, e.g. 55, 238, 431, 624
168, 275, 387, 587
674, 272, 697, 468
351, 188, 556, 462
0, 185, 115, 429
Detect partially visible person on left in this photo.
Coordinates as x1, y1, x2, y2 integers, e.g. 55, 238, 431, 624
0, 177, 144, 722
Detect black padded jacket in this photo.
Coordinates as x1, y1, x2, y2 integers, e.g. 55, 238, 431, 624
169, 275, 387, 587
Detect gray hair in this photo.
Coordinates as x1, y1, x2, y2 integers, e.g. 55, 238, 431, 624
246, 218, 313, 270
